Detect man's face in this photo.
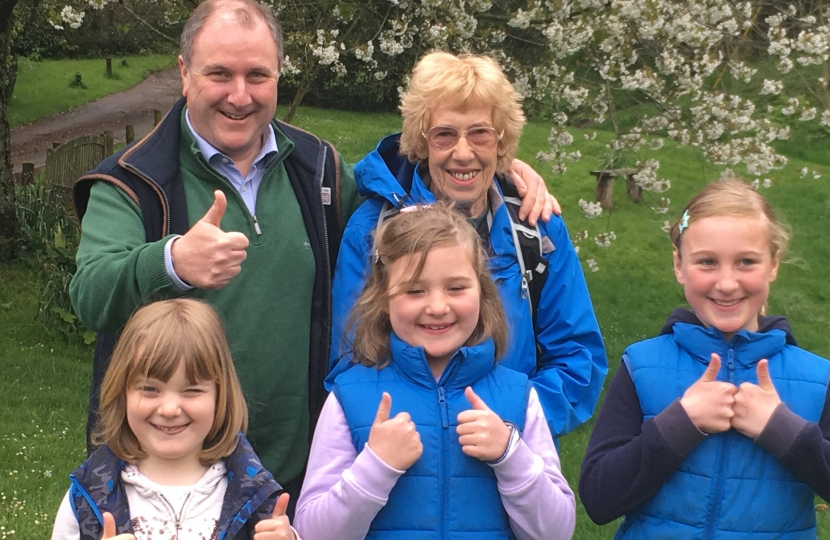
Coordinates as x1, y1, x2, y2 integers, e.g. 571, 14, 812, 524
179, 12, 279, 167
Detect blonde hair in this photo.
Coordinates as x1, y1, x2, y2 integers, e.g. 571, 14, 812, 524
399, 51, 525, 173
348, 203, 508, 367
670, 179, 791, 260
93, 299, 248, 465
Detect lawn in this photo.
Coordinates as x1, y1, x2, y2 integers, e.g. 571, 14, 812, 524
8, 55, 177, 128
2, 105, 829, 538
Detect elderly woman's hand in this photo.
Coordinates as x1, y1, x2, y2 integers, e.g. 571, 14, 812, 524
508, 159, 561, 225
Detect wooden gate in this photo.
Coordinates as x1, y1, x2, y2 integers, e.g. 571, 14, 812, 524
45, 132, 113, 194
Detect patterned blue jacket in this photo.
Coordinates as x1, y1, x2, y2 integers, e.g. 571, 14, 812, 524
68, 433, 280, 540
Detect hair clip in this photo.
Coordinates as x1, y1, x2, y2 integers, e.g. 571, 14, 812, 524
678, 210, 690, 234
373, 247, 381, 265
399, 203, 433, 214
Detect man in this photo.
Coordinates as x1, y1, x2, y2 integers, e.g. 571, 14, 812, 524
70, 0, 556, 503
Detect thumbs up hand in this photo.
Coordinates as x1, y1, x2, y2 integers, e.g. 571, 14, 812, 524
100, 512, 135, 540
679, 354, 738, 434
252, 493, 294, 540
456, 387, 512, 462
170, 190, 250, 290
367, 392, 423, 470
731, 359, 783, 439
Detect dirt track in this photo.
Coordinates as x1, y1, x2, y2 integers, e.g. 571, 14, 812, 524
10, 66, 183, 173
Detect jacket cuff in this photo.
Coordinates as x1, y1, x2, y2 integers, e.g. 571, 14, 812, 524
348, 445, 405, 502
654, 399, 707, 458
137, 235, 181, 293
489, 439, 541, 493
754, 403, 808, 459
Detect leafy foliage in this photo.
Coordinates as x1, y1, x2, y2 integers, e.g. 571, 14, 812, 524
14, 178, 94, 344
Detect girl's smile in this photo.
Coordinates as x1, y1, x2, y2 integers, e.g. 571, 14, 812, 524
673, 215, 779, 341
126, 360, 217, 484
387, 243, 481, 378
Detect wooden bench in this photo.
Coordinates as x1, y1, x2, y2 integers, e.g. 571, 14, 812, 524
589, 168, 643, 209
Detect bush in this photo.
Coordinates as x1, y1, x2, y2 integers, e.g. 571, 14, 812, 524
15, 179, 94, 344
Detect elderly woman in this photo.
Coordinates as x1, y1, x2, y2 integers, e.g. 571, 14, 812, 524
328, 51, 607, 441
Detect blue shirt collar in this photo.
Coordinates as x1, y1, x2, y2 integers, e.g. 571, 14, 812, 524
185, 109, 278, 168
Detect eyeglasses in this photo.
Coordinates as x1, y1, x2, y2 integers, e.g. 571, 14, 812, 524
421, 125, 503, 151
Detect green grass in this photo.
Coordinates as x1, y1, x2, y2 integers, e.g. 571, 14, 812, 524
2, 105, 829, 538
8, 55, 177, 128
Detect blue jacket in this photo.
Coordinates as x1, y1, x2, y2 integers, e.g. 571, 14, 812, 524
620, 323, 830, 539
329, 134, 607, 438
333, 334, 529, 539
68, 433, 281, 540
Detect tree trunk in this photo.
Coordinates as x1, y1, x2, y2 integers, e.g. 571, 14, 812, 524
0, 0, 20, 263
282, 65, 320, 124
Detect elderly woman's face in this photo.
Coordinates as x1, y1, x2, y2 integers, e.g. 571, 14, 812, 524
423, 100, 501, 217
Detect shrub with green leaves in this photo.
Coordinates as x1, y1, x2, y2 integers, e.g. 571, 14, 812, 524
14, 179, 94, 345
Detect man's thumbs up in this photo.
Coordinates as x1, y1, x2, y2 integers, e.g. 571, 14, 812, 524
101, 511, 135, 540
253, 493, 295, 539
171, 189, 250, 290
374, 392, 392, 425
202, 190, 227, 228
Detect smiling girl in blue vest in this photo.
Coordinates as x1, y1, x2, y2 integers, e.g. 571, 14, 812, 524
51, 298, 297, 540
580, 179, 830, 539
294, 203, 575, 539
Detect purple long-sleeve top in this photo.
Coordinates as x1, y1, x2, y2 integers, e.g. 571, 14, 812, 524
294, 387, 576, 540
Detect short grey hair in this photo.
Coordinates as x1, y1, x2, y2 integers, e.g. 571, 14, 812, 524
180, 0, 284, 72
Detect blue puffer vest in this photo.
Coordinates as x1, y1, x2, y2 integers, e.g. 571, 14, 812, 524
618, 323, 830, 540
333, 334, 530, 539
68, 433, 281, 540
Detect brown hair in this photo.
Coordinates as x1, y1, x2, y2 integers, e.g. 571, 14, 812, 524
399, 52, 525, 173
670, 178, 791, 260
93, 298, 248, 465
180, 0, 284, 72
348, 202, 508, 368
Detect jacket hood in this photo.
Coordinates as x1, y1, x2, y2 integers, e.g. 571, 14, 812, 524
389, 332, 496, 391
354, 133, 434, 206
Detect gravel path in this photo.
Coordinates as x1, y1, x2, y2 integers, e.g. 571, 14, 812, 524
10, 66, 182, 173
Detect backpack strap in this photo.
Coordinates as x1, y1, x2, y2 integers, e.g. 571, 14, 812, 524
496, 176, 550, 352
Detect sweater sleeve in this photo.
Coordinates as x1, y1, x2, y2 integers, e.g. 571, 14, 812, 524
754, 384, 830, 501
532, 217, 608, 438
294, 393, 404, 540
50, 490, 80, 540
579, 364, 706, 525
69, 181, 185, 333
492, 387, 576, 540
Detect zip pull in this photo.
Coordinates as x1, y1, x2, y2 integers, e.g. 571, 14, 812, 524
438, 387, 449, 428
520, 274, 530, 299
252, 214, 262, 236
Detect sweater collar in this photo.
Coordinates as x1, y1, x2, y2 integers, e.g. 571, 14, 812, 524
388, 332, 496, 390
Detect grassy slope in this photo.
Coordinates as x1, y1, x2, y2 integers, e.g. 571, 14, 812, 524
8, 55, 177, 128
1, 104, 829, 538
